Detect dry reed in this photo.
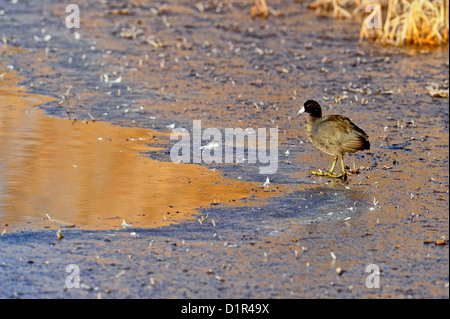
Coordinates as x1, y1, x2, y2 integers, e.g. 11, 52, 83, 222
309, 0, 449, 46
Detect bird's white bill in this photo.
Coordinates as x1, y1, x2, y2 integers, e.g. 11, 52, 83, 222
297, 106, 305, 114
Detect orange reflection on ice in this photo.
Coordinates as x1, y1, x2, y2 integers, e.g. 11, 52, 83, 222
0, 70, 287, 231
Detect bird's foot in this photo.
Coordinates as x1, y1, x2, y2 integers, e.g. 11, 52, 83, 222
311, 170, 341, 178
311, 170, 350, 180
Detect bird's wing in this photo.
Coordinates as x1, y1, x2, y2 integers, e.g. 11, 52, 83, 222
312, 115, 370, 152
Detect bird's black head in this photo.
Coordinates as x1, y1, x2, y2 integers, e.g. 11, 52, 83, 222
298, 100, 322, 118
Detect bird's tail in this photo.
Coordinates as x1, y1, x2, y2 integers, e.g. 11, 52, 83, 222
363, 138, 370, 150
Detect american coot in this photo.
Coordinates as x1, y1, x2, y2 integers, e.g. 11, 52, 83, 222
298, 100, 370, 180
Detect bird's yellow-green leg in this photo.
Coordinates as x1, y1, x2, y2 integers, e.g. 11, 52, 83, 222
340, 156, 351, 177
332, 157, 351, 180
328, 155, 337, 174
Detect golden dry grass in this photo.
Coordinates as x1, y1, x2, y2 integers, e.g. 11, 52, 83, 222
308, 0, 449, 46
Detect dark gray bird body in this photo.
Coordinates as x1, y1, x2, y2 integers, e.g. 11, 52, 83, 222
305, 114, 370, 157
